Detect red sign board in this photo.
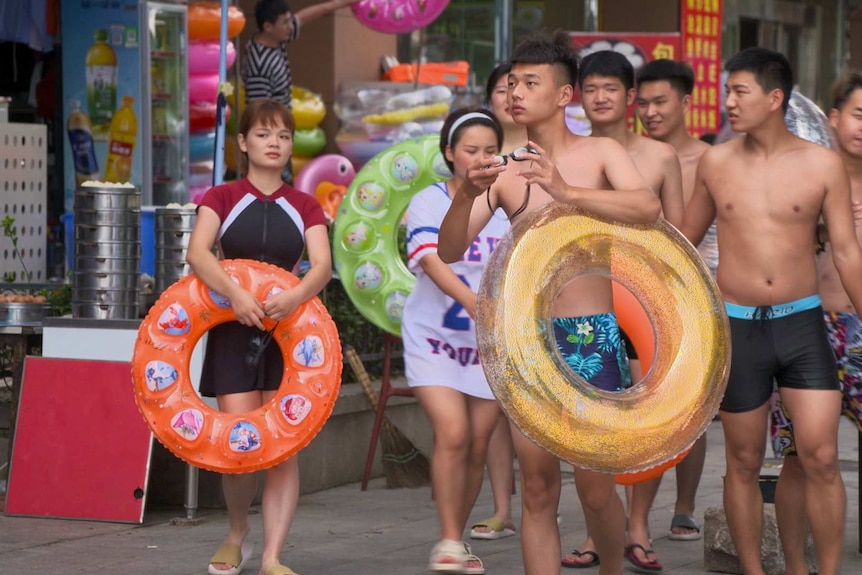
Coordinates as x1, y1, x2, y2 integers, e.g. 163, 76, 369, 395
681, 0, 724, 136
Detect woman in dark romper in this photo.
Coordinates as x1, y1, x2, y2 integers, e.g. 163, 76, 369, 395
186, 99, 331, 575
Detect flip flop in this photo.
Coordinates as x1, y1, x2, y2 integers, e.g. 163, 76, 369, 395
624, 543, 663, 572
470, 516, 517, 540
561, 549, 600, 569
668, 513, 702, 541
208, 541, 253, 575
264, 565, 299, 575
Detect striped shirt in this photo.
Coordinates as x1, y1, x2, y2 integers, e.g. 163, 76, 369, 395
242, 14, 300, 108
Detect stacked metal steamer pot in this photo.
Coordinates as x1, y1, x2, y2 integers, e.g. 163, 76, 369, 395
154, 205, 197, 297
71, 182, 140, 319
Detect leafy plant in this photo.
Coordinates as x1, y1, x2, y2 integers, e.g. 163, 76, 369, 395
2, 215, 31, 282
40, 282, 72, 316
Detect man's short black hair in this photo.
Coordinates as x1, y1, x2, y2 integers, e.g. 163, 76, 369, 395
831, 71, 862, 111
725, 47, 793, 114
256, 0, 291, 31
636, 59, 695, 96
510, 30, 579, 88
578, 50, 634, 92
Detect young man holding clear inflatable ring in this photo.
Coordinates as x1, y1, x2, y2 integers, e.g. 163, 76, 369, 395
557, 49, 686, 572
635, 58, 713, 544
438, 30, 660, 575
680, 48, 862, 575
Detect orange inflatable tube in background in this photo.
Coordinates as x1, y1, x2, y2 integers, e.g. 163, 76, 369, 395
613, 281, 686, 485
613, 281, 655, 373
188, 2, 246, 41
131, 259, 342, 474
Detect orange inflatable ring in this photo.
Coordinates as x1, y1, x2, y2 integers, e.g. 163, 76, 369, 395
612, 281, 685, 484
615, 449, 689, 485
131, 259, 342, 474
188, 2, 246, 41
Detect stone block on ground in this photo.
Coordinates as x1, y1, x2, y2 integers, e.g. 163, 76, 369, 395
703, 504, 818, 575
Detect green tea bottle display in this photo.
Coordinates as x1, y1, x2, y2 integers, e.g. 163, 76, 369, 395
86, 28, 118, 137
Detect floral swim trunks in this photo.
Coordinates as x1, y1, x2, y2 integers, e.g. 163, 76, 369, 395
770, 310, 862, 457
552, 313, 632, 392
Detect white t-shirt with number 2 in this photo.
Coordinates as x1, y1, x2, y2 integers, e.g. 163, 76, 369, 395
401, 183, 509, 399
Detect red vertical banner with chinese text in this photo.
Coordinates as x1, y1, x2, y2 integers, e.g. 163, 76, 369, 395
681, 0, 723, 137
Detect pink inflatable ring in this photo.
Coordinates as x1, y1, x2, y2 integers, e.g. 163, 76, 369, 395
188, 41, 236, 76
351, 0, 450, 35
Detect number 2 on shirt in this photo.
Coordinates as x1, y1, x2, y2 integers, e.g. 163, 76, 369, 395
443, 275, 472, 331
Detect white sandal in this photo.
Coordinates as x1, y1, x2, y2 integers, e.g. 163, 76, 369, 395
428, 539, 485, 574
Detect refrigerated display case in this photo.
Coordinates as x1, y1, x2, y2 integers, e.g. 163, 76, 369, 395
142, 2, 189, 206
61, 0, 189, 208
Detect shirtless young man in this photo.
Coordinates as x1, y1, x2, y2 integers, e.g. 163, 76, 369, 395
635, 58, 712, 543
580, 51, 684, 227
437, 31, 660, 575
767, 71, 862, 575
560, 49, 684, 571
680, 48, 862, 575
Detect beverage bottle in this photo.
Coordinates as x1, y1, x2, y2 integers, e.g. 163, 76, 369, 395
104, 95, 138, 183
86, 29, 117, 137
66, 100, 101, 185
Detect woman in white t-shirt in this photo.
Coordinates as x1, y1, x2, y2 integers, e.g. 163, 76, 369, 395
402, 108, 509, 574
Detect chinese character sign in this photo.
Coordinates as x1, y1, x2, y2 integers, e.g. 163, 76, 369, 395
570, 33, 683, 133
682, 0, 723, 136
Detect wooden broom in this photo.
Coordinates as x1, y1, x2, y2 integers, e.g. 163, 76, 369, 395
345, 346, 430, 488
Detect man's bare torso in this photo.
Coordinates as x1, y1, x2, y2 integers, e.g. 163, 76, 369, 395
677, 139, 711, 205
627, 135, 669, 194
704, 136, 829, 305
819, 175, 862, 312
492, 134, 615, 317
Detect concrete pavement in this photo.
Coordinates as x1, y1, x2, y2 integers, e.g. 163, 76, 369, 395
0, 418, 860, 574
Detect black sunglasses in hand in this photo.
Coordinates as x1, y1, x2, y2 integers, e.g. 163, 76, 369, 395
482, 146, 539, 219
483, 146, 538, 169
499, 146, 539, 165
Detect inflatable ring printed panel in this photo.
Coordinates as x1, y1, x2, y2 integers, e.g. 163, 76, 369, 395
333, 134, 451, 335
476, 203, 730, 473
132, 259, 342, 474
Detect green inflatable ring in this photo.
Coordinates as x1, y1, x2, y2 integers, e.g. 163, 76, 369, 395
333, 134, 452, 335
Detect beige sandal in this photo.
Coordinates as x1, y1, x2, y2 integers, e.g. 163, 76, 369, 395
428, 539, 485, 574
470, 516, 516, 540
263, 565, 299, 575
208, 541, 253, 575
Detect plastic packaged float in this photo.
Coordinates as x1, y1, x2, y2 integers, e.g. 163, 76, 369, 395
334, 84, 452, 169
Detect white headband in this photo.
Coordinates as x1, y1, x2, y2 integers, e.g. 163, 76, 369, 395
446, 112, 493, 146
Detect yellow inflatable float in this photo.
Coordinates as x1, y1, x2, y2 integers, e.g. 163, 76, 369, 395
292, 86, 326, 130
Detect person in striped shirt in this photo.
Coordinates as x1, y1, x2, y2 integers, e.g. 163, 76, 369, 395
243, 0, 358, 108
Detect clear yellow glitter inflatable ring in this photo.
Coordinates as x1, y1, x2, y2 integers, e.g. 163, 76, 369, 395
476, 203, 730, 473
